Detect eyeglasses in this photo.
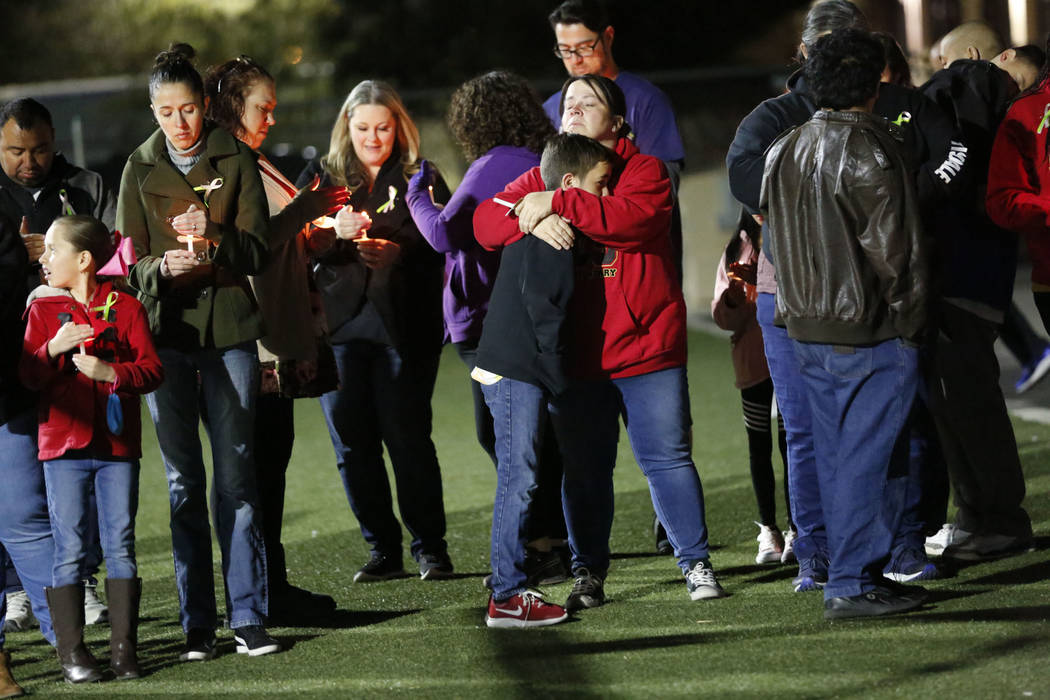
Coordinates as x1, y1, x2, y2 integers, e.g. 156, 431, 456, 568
553, 36, 602, 60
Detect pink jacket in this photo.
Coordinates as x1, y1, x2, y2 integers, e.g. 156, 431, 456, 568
711, 231, 770, 389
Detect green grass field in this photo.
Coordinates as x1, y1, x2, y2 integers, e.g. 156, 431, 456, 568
6, 330, 1050, 698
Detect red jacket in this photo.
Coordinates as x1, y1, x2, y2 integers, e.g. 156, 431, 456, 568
987, 81, 1050, 286
473, 137, 682, 379
20, 281, 163, 460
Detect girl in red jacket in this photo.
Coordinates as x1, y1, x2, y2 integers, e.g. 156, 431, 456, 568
20, 215, 163, 683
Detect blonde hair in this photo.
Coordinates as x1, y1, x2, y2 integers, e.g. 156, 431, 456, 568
321, 80, 420, 190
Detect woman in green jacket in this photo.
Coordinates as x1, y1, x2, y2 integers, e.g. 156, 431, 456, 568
116, 43, 279, 660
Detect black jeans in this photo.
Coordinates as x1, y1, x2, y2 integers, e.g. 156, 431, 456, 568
927, 302, 1031, 537
254, 393, 295, 593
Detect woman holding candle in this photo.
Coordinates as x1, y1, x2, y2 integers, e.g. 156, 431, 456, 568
297, 80, 452, 582
204, 56, 346, 624
116, 43, 281, 659
473, 74, 726, 608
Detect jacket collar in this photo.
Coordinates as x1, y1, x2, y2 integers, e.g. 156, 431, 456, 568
134, 125, 235, 203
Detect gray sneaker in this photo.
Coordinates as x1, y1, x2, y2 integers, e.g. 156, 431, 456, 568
685, 559, 727, 600
565, 568, 605, 611
83, 580, 108, 626
1, 590, 35, 632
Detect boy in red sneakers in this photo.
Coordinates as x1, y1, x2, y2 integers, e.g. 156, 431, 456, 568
475, 133, 612, 628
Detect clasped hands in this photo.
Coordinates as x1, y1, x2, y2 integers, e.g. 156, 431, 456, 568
513, 190, 574, 250
47, 321, 116, 382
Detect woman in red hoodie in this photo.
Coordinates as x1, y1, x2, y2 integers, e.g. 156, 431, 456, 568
473, 74, 725, 610
21, 215, 162, 683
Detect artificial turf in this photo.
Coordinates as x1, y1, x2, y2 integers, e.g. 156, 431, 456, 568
6, 330, 1049, 698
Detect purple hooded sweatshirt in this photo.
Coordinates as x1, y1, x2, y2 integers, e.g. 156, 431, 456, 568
406, 145, 540, 343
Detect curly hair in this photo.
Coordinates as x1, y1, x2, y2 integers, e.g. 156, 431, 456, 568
446, 71, 555, 163
804, 28, 883, 111
204, 56, 274, 141
322, 80, 420, 190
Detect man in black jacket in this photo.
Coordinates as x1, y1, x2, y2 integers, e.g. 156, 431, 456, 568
762, 28, 929, 621
0, 211, 58, 686
918, 38, 1041, 560
0, 98, 115, 274
0, 97, 113, 629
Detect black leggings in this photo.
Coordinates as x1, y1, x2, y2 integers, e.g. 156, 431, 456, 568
740, 378, 792, 529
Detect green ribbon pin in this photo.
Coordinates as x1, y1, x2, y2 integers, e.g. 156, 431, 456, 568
91, 291, 119, 322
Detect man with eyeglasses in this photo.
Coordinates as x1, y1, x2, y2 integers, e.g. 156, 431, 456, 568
544, 0, 685, 210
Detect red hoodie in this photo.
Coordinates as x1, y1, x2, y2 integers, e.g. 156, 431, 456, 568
20, 281, 164, 461
473, 137, 682, 379
987, 81, 1050, 287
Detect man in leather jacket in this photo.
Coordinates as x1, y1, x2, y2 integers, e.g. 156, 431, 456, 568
761, 28, 929, 621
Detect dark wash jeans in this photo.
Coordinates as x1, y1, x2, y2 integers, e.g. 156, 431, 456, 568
793, 337, 917, 599
319, 340, 448, 562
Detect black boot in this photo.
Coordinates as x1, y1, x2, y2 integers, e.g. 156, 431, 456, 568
45, 585, 103, 684
106, 578, 141, 680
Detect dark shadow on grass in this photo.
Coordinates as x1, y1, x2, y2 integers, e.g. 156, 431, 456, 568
741, 565, 799, 585
272, 607, 422, 630
914, 604, 1050, 623
964, 557, 1050, 585
818, 632, 1050, 699
502, 631, 733, 658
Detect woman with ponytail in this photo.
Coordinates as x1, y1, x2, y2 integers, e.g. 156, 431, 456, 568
204, 55, 346, 622
116, 43, 280, 660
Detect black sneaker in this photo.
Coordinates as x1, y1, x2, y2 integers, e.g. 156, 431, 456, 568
269, 584, 338, 625
565, 568, 605, 612
653, 515, 672, 556
524, 547, 570, 586
824, 588, 925, 620
179, 628, 217, 662
353, 552, 407, 583
233, 625, 281, 656
419, 552, 454, 580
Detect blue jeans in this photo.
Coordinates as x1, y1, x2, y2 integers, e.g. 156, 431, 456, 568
146, 343, 268, 632
0, 410, 55, 646
551, 366, 710, 575
481, 378, 546, 600
792, 338, 917, 599
757, 293, 827, 563
319, 340, 448, 561
43, 456, 139, 587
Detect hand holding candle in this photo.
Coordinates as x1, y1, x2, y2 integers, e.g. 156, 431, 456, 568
334, 205, 372, 241
47, 321, 94, 359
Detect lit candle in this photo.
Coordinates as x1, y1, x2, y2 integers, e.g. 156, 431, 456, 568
177, 234, 203, 252
428, 185, 436, 205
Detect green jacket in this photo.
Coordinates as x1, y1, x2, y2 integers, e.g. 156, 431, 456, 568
117, 126, 270, 351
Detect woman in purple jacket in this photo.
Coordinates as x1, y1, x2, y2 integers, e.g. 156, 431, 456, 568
406, 72, 569, 584
406, 71, 554, 464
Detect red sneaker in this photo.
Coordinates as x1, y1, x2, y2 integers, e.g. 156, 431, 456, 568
485, 590, 569, 628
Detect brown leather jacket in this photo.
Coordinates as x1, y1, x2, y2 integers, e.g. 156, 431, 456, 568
759, 110, 928, 345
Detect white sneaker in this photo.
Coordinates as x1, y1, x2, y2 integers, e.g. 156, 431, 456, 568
924, 524, 971, 557
83, 580, 108, 626
781, 528, 797, 564
2, 590, 35, 632
755, 523, 784, 564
